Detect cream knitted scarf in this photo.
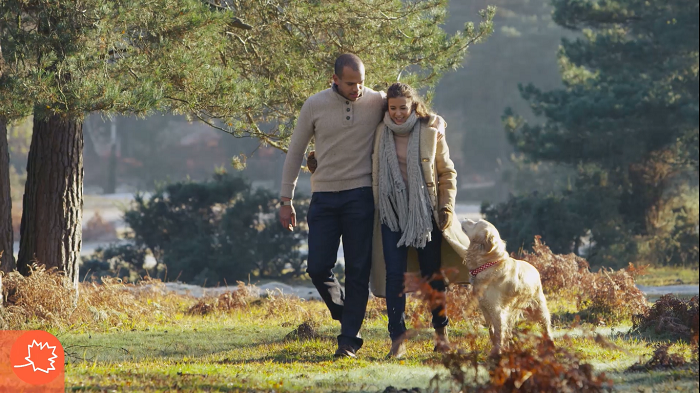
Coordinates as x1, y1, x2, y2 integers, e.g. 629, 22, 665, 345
378, 111, 434, 248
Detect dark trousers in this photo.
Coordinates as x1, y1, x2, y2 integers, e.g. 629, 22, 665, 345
306, 187, 374, 350
381, 221, 448, 341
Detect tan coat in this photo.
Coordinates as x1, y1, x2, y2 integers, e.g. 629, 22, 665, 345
369, 118, 471, 297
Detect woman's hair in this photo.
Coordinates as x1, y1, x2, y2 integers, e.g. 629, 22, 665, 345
384, 82, 432, 119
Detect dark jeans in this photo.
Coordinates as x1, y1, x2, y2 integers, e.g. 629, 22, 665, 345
306, 187, 374, 350
381, 221, 448, 341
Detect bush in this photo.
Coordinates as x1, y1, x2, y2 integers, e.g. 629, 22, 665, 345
520, 236, 648, 323
481, 192, 588, 255
81, 243, 150, 282
87, 172, 309, 285
632, 295, 699, 342
442, 331, 613, 392
482, 182, 700, 269
627, 344, 688, 372
82, 211, 118, 242
1, 264, 182, 331
186, 282, 258, 315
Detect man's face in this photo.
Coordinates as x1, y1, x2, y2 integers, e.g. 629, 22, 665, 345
332, 65, 365, 101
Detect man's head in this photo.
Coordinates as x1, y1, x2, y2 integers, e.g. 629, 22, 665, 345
332, 53, 365, 101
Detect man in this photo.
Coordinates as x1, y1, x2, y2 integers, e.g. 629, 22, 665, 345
279, 54, 380, 358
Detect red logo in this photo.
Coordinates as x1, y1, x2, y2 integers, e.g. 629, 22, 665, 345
1, 330, 65, 391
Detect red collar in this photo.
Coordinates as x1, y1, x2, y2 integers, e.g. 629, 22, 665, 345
470, 260, 501, 276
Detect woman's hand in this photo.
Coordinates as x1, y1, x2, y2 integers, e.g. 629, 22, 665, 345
439, 207, 453, 231
306, 151, 317, 174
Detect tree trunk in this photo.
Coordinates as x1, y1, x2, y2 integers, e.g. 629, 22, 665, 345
17, 113, 83, 290
0, 118, 15, 272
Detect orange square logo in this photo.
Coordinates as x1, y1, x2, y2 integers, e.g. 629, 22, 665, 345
1, 330, 65, 392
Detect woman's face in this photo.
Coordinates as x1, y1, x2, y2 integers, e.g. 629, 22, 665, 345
387, 96, 412, 125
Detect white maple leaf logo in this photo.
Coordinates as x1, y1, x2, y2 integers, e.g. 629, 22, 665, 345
13, 339, 58, 373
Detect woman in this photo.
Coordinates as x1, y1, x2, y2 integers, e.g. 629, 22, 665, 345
369, 82, 470, 359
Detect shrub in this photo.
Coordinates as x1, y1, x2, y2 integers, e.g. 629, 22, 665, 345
481, 193, 587, 256
520, 236, 648, 323
284, 320, 319, 341
632, 295, 699, 341
80, 242, 150, 283
186, 282, 258, 315
442, 331, 613, 392
627, 344, 688, 372
82, 211, 118, 242
89, 172, 309, 285
482, 179, 700, 270
1, 264, 183, 331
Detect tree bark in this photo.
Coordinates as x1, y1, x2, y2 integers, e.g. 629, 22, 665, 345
0, 118, 15, 272
17, 113, 83, 290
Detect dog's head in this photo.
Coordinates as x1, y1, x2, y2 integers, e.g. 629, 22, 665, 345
461, 219, 507, 263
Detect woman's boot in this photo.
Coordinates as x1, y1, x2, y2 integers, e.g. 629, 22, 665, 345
434, 326, 452, 353
387, 337, 407, 359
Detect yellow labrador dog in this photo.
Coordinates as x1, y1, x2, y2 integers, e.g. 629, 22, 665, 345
461, 219, 552, 356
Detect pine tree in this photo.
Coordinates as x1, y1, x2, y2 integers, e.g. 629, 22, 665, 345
1, 0, 495, 285
497, 0, 699, 266
0, 40, 32, 272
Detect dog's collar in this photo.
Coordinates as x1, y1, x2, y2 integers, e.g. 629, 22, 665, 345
470, 260, 501, 276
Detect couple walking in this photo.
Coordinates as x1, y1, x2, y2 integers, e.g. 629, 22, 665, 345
278, 54, 470, 359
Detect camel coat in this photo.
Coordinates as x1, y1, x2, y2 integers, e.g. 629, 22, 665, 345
369, 117, 471, 297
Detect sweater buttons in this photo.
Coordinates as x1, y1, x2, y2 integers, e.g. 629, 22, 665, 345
346, 116, 350, 120
346, 101, 349, 104
346, 108, 350, 112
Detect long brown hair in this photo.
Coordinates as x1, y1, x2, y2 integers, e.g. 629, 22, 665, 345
384, 82, 432, 119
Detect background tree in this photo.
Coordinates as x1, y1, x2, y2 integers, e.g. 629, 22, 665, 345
0, 40, 32, 273
151, 0, 496, 151
491, 0, 699, 267
1, 0, 494, 287
435, 0, 576, 201
0, 117, 12, 272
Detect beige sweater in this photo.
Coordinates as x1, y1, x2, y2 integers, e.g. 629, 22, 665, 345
280, 86, 385, 199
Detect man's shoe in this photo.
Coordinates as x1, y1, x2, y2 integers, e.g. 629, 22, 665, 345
387, 338, 407, 359
333, 344, 357, 358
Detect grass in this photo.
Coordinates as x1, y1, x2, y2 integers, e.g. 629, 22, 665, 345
2, 266, 698, 392
634, 266, 700, 287
61, 305, 459, 392
56, 305, 699, 392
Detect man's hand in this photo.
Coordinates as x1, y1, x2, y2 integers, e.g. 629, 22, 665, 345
279, 200, 296, 231
438, 207, 453, 231
306, 151, 317, 174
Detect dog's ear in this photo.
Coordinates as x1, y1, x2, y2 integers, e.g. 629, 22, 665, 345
484, 228, 499, 254
467, 241, 484, 251
466, 238, 484, 252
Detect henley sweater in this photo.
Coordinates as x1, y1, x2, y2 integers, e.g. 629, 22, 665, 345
280, 86, 385, 199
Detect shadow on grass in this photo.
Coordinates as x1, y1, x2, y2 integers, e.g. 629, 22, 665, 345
215, 346, 333, 365
68, 381, 257, 392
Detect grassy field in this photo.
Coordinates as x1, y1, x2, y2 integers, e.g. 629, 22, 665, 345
2, 262, 698, 392
55, 296, 697, 392
633, 266, 700, 287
